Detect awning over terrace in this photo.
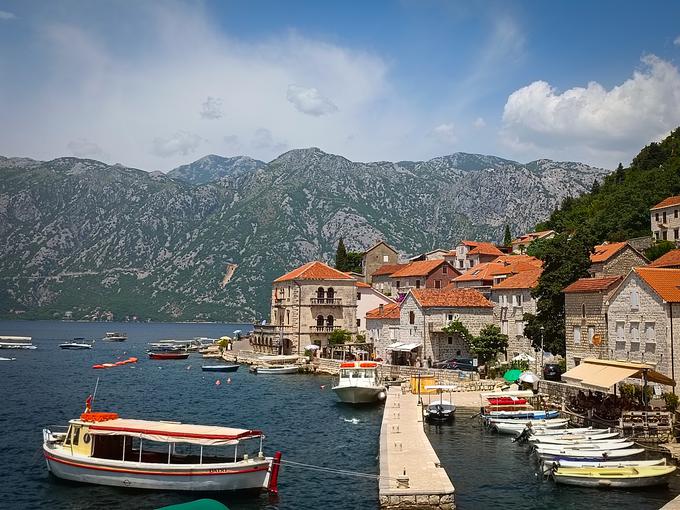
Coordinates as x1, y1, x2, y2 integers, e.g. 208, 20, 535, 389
561, 358, 675, 391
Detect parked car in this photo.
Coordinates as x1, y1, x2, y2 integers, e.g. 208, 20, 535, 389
433, 357, 474, 369
543, 363, 563, 382
441, 361, 476, 372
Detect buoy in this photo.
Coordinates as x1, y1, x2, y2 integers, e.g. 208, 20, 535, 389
320, 385, 326, 389
227, 378, 232, 384
215, 380, 221, 386
186, 365, 191, 370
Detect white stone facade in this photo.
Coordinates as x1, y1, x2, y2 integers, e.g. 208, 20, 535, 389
490, 288, 536, 358
651, 203, 680, 242
356, 286, 394, 333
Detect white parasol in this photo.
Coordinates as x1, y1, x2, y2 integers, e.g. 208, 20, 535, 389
519, 371, 540, 384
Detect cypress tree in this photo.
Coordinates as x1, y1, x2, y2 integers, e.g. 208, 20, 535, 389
503, 224, 512, 247
335, 238, 348, 270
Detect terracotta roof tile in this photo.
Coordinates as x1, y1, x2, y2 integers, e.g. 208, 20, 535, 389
649, 249, 680, 268
453, 262, 509, 282
590, 242, 628, 263
365, 302, 401, 319
372, 263, 409, 277
411, 288, 493, 308
511, 230, 555, 245
635, 267, 680, 302
274, 261, 354, 283
493, 254, 543, 268
493, 269, 542, 290
563, 276, 623, 293
468, 242, 504, 256
390, 259, 452, 278
355, 281, 372, 288
651, 196, 680, 210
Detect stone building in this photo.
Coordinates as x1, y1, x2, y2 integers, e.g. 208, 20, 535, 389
355, 281, 394, 334
511, 230, 556, 254
387, 259, 460, 298
395, 288, 494, 364
451, 240, 504, 272
490, 269, 542, 359
371, 263, 409, 297
562, 276, 622, 370
606, 267, 680, 385
361, 241, 399, 284
451, 255, 541, 295
366, 302, 401, 360
251, 261, 357, 355
650, 195, 680, 242
588, 242, 648, 277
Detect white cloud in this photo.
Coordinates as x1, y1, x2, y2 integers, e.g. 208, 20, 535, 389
286, 85, 338, 116
501, 55, 680, 166
200, 96, 224, 119
0, 10, 16, 20
67, 139, 104, 158
429, 123, 457, 145
473, 117, 486, 129
152, 131, 202, 157
251, 128, 287, 154
674, 35, 680, 46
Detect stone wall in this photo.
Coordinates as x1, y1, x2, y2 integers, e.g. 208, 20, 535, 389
364, 243, 399, 284
590, 247, 647, 277
423, 307, 494, 362
368, 317, 401, 360
564, 291, 610, 369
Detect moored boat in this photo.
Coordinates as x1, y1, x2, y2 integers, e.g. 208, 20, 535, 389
494, 421, 568, 435
545, 458, 667, 470
102, 332, 127, 342
254, 365, 299, 375
529, 432, 621, 444
0, 335, 36, 349
551, 465, 676, 488
0, 357, 16, 361
148, 352, 189, 360
482, 409, 560, 420
201, 365, 240, 372
535, 441, 635, 452
42, 409, 282, 492
537, 447, 645, 461
487, 397, 528, 406
332, 361, 386, 405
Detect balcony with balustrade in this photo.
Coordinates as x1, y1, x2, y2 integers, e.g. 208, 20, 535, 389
310, 298, 342, 306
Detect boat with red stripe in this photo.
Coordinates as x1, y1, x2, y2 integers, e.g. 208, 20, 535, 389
43, 406, 281, 493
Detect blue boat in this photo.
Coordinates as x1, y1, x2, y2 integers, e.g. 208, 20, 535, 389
482, 409, 560, 421
201, 364, 240, 372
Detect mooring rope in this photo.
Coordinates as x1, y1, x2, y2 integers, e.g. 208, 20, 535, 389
279, 459, 400, 481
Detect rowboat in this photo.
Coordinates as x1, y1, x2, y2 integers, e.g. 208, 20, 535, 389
332, 362, 386, 404
60, 338, 94, 350
492, 420, 568, 435
482, 410, 560, 420
529, 432, 621, 444
253, 365, 298, 374
487, 397, 527, 406
486, 417, 568, 426
535, 441, 635, 453
545, 459, 667, 470
537, 447, 645, 461
551, 465, 676, 488
148, 352, 190, 360
530, 427, 612, 436
43, 409, 282, 492
201, 365, 240, 372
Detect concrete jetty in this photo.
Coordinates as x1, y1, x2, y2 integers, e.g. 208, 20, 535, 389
379, 386, 455, 509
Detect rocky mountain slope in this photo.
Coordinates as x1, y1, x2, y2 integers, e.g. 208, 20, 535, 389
0, 149, 608, 321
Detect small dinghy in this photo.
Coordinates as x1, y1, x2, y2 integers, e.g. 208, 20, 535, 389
423, 385, 457, 422
535, 441, 635, 452
551, 465, 677, 488
541, 458, 667, 475
487, 396, 527, 406
529, 432, 621, 444
253, 365, 298, 374
201, 365, 240, 372
537, 447, 645, 461
149, 352, 190, 360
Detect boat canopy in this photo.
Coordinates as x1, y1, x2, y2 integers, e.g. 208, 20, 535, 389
87, 419, 263, 446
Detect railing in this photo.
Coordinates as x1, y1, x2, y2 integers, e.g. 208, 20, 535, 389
274, 298, 286, 305
312, 326, 342, 332
310, 298, 342, 305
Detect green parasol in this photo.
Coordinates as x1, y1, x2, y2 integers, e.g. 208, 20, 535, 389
503, 369, 522, 382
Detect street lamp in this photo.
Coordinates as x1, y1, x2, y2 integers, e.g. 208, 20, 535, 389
540, 326, 545, 372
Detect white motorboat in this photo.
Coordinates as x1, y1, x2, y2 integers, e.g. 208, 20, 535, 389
536, 441, 635, 453
423, 385, 457, 422
537, 447, 645, 461
530, 426, 612, 436
545, 458, 667, 471
493, 421, 568, 435
0, 335, 36, 349
0, 357, 16, 361
331, 361, 386, 404
529, 432, 621, 444
60, 338, 94, 350
551, 465, 676, 488
254, 365, 299, 374
43, 410, 282, 493
102, 332, 127, 342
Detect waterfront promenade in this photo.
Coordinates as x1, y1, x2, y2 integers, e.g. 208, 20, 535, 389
379, 386, 456, 509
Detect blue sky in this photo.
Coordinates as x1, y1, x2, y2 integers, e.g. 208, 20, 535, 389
1, 1, 679, 171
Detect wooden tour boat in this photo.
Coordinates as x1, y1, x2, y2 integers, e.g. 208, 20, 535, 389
43, 408, 282, 492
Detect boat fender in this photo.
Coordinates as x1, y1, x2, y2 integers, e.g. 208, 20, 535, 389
378, 391, 386, 401
268, 451, 282, 494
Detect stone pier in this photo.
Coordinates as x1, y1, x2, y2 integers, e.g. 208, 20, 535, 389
379, 386, 455, 509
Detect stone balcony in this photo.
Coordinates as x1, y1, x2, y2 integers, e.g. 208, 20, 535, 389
310, 298, 343, 306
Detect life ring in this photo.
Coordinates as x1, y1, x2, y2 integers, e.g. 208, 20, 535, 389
83, 433, 91, 444
80, 412, 119, 422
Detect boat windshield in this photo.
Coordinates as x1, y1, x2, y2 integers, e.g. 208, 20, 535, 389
340, 369, 376, 379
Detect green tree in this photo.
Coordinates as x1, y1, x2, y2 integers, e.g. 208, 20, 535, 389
645, 240, 675, 261
469, 324, 508, 365
524, 230, 595, 356
344, 252, 364, 273
442, 320, 472, 342
329, 328, 352, 345
503, 224, 512, 247
335, 238, 348, 271
590, 179, 601, 194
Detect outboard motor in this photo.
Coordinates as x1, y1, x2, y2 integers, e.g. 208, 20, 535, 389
513, 425, 533, 444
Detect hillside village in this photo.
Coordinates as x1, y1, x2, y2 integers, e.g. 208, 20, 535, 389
250, 194, 680, 385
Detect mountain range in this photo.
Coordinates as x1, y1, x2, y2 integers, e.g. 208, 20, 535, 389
0, 149, 609, 321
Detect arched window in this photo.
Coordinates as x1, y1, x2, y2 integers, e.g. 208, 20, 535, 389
581, 303, 586, 318
316, 315, 325, 327
326, 315, 335, 327
409, 311, 415, 325
286, 309, 290, 324
327, 287, 335, 300
317, 287, 325, 300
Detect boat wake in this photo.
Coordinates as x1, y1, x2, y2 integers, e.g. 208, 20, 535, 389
343, 418, 360, 424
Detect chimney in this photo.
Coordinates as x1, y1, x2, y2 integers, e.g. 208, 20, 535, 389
379, 304, 384, 315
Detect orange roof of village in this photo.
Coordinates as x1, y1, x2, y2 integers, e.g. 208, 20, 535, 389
493, 269, 542, 290
365, 302, 401, 319
411, 288, 493, 308
493, 254, 543, 268
355, 281, 372, 288
274, 261, 354, 283
635, 267, 680, 302
590, 242, 628, 263
390, 259, 450, 277
453, 257, 540, 283
563, 275, 623, 293
372, 263, 409, 277
511, 230, 555, 245
468, 242, 504, 256
649, 249, 680, 268
651, 196, 680, 210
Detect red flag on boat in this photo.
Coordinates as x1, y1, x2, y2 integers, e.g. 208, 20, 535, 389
85, 395, 93, 413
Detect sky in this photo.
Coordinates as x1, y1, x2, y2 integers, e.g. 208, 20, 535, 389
1, 1, 680, 172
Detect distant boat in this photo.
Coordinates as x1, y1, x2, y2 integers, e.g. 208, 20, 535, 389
202, 365, 240, 372
60, 338, 94, 350
253, 365, 298, 374
102, 332, 127, 342
0, 336, 36, 349
149, 352, 190, 360
0, 357, 16, 361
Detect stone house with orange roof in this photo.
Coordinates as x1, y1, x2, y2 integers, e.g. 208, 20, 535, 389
370, 263, 409, 296
355, 281, 394, 334
451, 255, 541, 295
606, 267, 680, 384
365, 302, 401, 360
361, 241, 399, 284
396, 288, 494, 364
510, 230, 555, 254
452, 240, 504, 272
250, 261, 358, 355
387, 259, 459, 298
650, 195, 680, 242
562, 276, 623, 370
588, 242, 648, 277
490, 269, 542, 359
649, 249, 680, 269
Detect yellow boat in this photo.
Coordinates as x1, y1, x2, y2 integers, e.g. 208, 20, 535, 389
552, 465, 677, 488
